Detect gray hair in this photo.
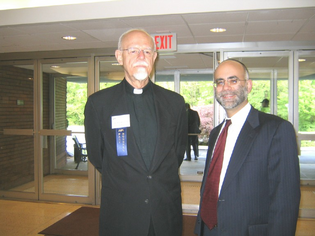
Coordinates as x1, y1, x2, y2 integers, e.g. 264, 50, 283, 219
117, 29, 156, 51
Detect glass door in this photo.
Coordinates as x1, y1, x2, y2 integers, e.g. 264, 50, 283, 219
0, 61, 37, 199
96, 56, 123, 90
154, 52, 215, 182
38, 58, 93, 203
179, 70, 214, 176
296, 51, 315, 184
93, 56, 124, 205
221, 51, 291, 121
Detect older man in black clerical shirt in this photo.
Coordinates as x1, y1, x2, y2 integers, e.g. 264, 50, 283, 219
84, 29, 187, 236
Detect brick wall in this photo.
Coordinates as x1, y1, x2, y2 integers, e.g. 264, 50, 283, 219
0, 65, 67, 190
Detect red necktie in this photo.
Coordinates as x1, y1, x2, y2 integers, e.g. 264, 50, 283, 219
200, 119, 231, 229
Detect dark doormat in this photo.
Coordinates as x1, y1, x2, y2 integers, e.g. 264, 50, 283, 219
39, 207, 197, 236
39, 207, 99, 236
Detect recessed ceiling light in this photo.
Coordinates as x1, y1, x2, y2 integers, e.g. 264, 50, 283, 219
210, 28, 226, 33
62, 36, 77, 41
51, 65, 60, 68
298, 58, 306, 62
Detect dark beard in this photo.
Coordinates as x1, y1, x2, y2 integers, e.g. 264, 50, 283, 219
215, 85, 248, 109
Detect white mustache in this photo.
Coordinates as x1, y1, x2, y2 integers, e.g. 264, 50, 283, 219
133, 62, 148, 67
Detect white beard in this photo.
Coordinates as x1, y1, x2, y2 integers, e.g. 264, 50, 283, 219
133, 71, 148, 81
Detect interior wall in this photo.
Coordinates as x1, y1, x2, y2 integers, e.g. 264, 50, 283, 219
0, 65, 52, 189
1, 0, 314, 27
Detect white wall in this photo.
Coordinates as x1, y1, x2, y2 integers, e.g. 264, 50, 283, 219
1, 0, 315, 26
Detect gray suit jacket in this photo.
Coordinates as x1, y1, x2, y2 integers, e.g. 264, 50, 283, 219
195, 106, 300, 236
84, 79, 187, 236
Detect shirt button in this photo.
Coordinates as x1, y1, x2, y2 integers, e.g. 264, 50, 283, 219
144, 199, 149, 204
147, 175, 152, 179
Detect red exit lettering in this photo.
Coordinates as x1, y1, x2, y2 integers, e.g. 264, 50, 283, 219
154, 35, 173, 50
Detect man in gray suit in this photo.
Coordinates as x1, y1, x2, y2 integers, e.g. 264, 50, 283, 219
85, 29, 187, 236
195, 59, 300, 236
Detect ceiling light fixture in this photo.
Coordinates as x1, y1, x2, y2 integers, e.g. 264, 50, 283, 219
298, 58, 306, 62
210, 28, 226, 33
62, 36, 77, 41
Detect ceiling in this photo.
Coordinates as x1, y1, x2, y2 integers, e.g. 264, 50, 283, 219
0, 7, 315, 74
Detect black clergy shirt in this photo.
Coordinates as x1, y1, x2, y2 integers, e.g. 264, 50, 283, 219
125, 79, 158, 169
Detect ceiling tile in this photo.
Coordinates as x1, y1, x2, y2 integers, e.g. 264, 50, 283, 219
195, 35, 244, 43
121, 15, 186, 27
244, 34, 294, 42
246, 20, 306, 34
292, 32, 315, 41
83, 28, 127, 42
1, 6, 315, 70
0, 27, 25, 36
190, 22, 246, 36
146, 24, 192, 37
12, 23, 75, 34
248, 8, 315, 21
62, 18, 130, 30
183, 11, 248, 24
176, 36, 197, 44
299, 19, 315, 33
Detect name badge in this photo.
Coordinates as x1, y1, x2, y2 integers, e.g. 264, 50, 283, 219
112, 114, 130, 156
111, 114, 130, 129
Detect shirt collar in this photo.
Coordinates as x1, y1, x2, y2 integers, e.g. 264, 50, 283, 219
124, 78, 152, 95
227, 102, 251, 125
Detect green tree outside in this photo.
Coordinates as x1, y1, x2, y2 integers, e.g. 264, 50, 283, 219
66, 82, 87, 126
66, 78, 314, 147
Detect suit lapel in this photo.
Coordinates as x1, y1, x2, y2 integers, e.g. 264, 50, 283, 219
220, 107, 260, 192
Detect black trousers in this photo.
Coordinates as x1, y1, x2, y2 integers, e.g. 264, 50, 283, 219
148, 218, 156, 236
186, 135, 199, 160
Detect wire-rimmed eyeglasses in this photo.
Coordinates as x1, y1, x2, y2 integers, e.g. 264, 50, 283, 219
120, 47, 155, 57
213, 76, 246, 88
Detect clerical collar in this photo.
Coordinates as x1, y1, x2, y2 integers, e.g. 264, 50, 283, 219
133, 88, 143, 94
124, 78, 152, 95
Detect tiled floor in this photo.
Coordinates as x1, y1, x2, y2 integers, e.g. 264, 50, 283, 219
1, 178, 315, 235
0, 199, 81, 236
0, 196, 314, 236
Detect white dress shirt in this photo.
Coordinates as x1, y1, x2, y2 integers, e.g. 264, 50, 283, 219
217, 103, 252, 194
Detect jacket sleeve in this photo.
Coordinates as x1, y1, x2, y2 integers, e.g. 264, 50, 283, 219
267, 120, 300, 235
175, 98, 188, 167
84, 97, 103, 173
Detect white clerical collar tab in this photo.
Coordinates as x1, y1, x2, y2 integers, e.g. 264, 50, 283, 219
133, 88, 143, 94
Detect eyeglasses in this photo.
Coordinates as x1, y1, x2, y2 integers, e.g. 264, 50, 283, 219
213, 77, 246, 88
120, 47, 155, 57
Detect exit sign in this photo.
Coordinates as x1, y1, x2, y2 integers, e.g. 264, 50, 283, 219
152, 33, 177, 52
